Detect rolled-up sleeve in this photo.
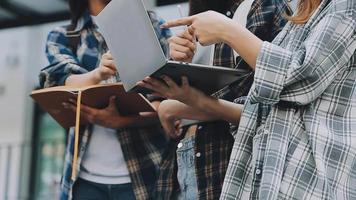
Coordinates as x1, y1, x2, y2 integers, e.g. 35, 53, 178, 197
40, 27, 88, 88
251, 12, 356, 105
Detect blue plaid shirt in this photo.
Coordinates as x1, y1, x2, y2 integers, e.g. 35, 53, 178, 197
40, 10, 172, 200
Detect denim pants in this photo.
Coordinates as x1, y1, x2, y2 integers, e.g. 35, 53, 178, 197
176, 136, 198, 200
72, 178, 135, 200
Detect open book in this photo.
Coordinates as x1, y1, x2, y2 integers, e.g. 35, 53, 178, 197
31, 83, 155, 129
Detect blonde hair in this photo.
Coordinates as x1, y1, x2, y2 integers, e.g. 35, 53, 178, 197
289, 0, 322, 24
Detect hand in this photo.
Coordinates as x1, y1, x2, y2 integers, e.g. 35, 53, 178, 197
137, 75, 205, 106
64, 96, 128, 129
162, 11, 232, 46
94, 52, 118, 81
158, 100, 184, 139
168, 29, 196, 62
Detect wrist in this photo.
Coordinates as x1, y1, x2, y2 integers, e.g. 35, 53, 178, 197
91, 68, 103, 83
158, 102, 178, 121
185, 90, 206, 110
221, 20, 240, 45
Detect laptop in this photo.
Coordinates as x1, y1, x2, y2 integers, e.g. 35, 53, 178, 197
96, 0, 246, 95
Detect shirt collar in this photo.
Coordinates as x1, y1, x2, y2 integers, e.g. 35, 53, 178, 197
73, 10, 96, 32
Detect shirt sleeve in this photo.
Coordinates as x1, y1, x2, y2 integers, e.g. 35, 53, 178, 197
229, 0, 290, 103
39, 27, 88, 88
250, 12, 356, 105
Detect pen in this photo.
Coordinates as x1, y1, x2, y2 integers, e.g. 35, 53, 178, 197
177, 4, 184, 18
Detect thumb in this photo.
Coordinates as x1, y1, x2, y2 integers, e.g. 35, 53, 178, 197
108, 96, 118, 110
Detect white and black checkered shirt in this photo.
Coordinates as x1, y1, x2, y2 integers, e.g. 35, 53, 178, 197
221, 0, 356, 199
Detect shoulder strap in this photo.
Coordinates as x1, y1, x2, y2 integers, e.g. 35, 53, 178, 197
65, 24, 81, 54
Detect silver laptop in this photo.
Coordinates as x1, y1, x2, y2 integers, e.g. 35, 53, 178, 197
96, 0, 245, 95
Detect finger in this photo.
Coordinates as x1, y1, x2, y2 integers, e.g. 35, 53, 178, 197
180, 29, 194, 41
181, 76, 190, 87
80, 104, 97, 115
170, 37, 196, 52
151, 92, 166, 98
137, 80, 156, 91
138, 80, 167, 96
144, 77, 170, 91
174, 120, 181, 129
170, 51, 190, 61
171, 42, 195, 57
67, 98, 77, 106
102, 52, 114, 60
102, 60, 117, 71
160, 16, 195, 28
188, 25, 195, 36
107, 96, 118, 110
102, 67, 117, 77
161, 75, 178, 89
62, 102, 76, 112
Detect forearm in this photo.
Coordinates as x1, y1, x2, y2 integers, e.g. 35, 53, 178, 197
222, 20, 263, 70
65, 70, 101, 87
189, 95, 243, 125
117, 113, 160, 129
162, 100, 220, 122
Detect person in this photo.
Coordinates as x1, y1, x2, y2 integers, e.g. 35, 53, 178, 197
39, 0, 172, 199
142, 0, 292, 199
141, 0, 356, 199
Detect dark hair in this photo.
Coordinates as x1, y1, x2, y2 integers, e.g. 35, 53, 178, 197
69, 0, 89, 26
189, 0, 236, 15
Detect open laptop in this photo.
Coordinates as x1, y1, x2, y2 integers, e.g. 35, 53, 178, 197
96, 0, 246, 95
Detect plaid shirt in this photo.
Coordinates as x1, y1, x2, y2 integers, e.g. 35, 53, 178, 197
221, 0, 356, 199
40, 11, 172, 200
155, 0, 292, 199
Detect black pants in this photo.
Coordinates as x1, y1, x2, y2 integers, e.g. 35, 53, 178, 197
73, 178, 135, 200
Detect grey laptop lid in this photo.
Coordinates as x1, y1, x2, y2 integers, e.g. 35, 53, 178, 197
95, 0, 167, 91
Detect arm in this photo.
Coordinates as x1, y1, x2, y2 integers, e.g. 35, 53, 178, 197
138, 76, 243, 125
157, 99, 243, 138
65, 52, 117, 87
41, 28, 117, 88
158, 100, 221, 122
248, 13, 356, 105
40, 27, 88, 88
162, 10, 356, 105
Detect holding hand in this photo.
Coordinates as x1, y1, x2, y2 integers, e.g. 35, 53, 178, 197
168, 29, 196, 62
158, 100, 184, 139
63, 96, 156, 129
94, 52, 118, 81
137, 75, 205, 107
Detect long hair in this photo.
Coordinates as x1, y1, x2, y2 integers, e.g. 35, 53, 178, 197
289, 0, 322, 24
69, 0, 89, 26
189, 0, 236, 16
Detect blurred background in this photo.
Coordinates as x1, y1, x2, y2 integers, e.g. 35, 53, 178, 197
0, 0, 188, 199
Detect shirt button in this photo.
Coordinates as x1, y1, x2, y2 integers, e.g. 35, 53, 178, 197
226, 11, 232, 17
177, 143, 183, 148
196, 152, 201, 158
256, 169, 262, 175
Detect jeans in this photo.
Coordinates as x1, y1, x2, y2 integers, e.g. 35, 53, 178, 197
72, 178, 135, 200
176, 136, 198, 200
